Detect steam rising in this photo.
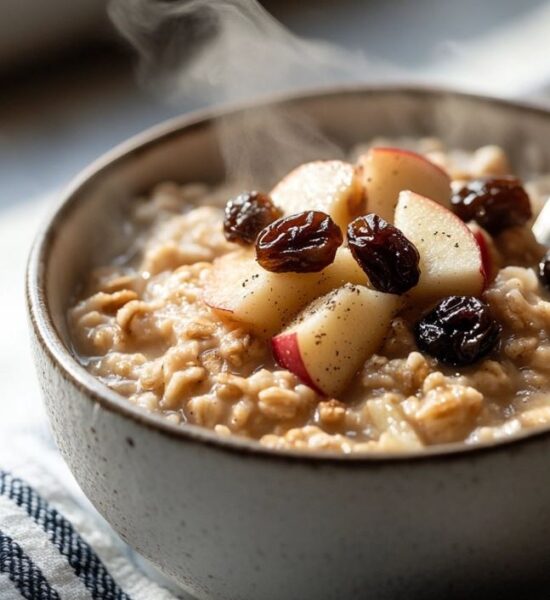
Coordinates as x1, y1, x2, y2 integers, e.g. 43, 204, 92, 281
109, 0, 380, 105
108, 0, 391, 185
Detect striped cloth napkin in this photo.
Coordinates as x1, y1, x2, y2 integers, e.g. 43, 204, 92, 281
0, 436, 179, 600
0, 469, 123, 600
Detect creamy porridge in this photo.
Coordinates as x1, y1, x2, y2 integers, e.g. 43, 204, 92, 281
68, 138, 550, 453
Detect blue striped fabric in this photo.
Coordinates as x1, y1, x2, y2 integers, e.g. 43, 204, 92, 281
0, 470, 131, 600
0, 531, 61, 600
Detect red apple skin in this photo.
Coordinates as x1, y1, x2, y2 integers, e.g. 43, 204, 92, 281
469, 223, 501, 288
472, 229, 490, 287
271, 334, 323, 395
373, 147, 450, 181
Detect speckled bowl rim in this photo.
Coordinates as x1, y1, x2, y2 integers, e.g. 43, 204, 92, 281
26, 84, 550, 466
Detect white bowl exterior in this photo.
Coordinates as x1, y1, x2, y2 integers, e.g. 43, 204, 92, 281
31, 322, 550, 599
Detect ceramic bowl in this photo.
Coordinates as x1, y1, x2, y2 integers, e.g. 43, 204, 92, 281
27, 87, 550, 600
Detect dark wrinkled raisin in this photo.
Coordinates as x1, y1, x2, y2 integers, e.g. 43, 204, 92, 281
256, 211, 343, 273
223, 191, 282, 245
450, 177, 532, 234
347, 214, 420, 294
414, 296, 501, 367
538, 250, 550, 289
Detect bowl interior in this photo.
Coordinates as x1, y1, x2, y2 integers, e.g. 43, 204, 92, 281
34, 87, 550, 443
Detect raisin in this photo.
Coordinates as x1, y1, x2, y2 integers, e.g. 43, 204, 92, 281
538, 250, 550, 289
223, 191, 282, 245
256, 211, 343, 273
347, 214, 420, 294
450, 177, 532, 234
414, 296, 501, 367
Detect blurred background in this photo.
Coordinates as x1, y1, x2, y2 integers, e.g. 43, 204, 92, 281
2, 0, 550, 421
2, 0, 550, 206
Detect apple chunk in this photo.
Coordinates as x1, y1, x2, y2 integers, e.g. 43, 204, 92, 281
272, 284, 401, 397
203, 248, 369, 337
270, 160, 364, 230
394, 191, 486, 302
357, 147, 451, 223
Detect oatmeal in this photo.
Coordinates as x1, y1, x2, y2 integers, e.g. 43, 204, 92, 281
68, 140, 550, 453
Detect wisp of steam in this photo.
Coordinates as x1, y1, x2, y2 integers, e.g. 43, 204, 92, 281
108, 0, 392, 185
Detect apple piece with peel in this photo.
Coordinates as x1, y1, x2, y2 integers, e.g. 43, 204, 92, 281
204, 247, 369, 337
394, 191, 486, 302
270, 160, 365, 231
272, 284, 401, 397
357, 147, 451, 223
